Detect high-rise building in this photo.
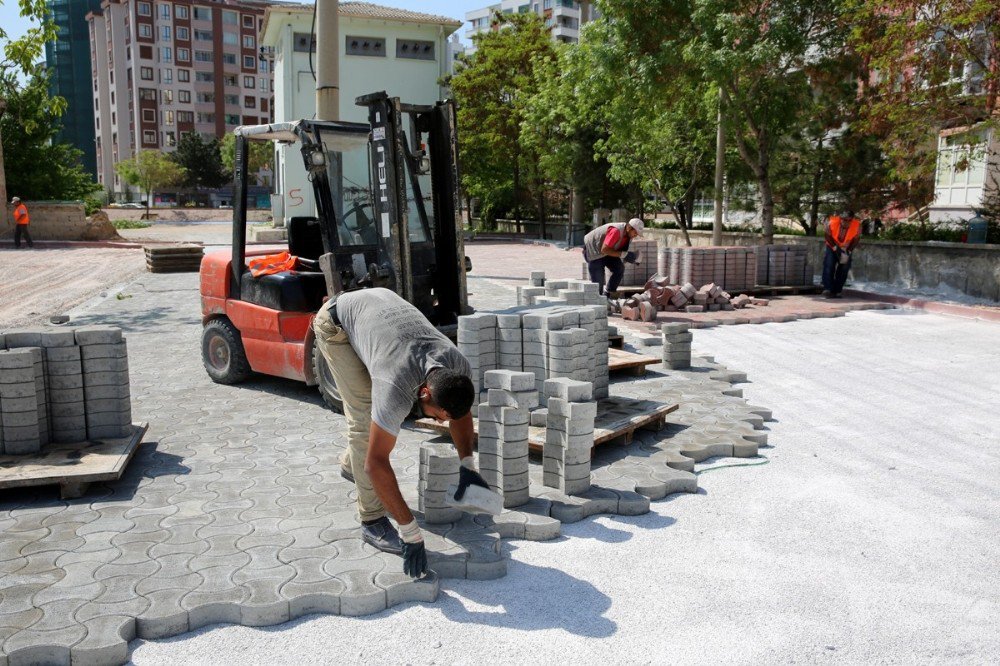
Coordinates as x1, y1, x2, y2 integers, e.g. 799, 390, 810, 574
87, 0, 273, 195
465, 0, 598, 53
46, 0, 106, 178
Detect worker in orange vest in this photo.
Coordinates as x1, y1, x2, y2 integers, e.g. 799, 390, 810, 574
823, 210, 861, 298
10, 197, 34, 249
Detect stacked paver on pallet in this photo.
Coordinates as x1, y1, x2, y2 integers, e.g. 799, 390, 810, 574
145, 244, 204, 273
542, 377, 596, 496
479, 370, 536, 508
756, 245, 812, 286
657, 246, 756, 292
0, 326, 133, 455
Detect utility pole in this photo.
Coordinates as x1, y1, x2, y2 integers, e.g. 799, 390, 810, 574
315, 0, 339, 121
712, 88, 725, 246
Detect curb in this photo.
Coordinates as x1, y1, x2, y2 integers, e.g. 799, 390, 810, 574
842, 289, 1000, 322
0, 240, 146, 249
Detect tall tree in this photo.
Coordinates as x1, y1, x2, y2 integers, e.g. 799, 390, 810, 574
450, 12, 556, 235
0, 66, 98, 201
172, 132, 228, 188
115, 150, 185, 218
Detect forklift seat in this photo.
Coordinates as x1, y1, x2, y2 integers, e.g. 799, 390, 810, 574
288, 217, 323, 260
240, 269, 327, 312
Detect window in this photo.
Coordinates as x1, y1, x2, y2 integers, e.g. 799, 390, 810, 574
140, 44, 153, 59
224, 113, 240, 125
179, 90, 191, 103
178, 68, 190, 82
196, 92, 215, 104
193, 6, 211, 21
162, 89, 173, 103
175, 4, 188, 19
260, 77, 267, 92
140, 66, 153, 80
177, 48, 190, 61
293, 32, 316, 53
137, 2, 151, 16
139, 24, 152, 38
260, 98, 267, 112
396, 40, 435, 61
160, 25, 171, 40
194, 29, 212, 41
165, 130, 176, 145
139, 88, 157, 101
242, 55, 255, 68
223, 53, 237, 65
195, 71, 213, 82
221, 10, 237, 24
163, 110, 174, 124
111, 91, 115, 104
176, 26, 189, 40
243, 75, 254, 88
161, 47, 172, 62
243, 95, 254, 108
112, 112, 116, 124
223, 74, 237, 87
242, 14, 254, 28
242, 35, 255, 49
195, 50, 212, 62
543, 0, 552, 7
177, 110, 194, 122
142, 109, 155, 123
143, 130, 157, 144
161, 68, 172, 84
196, 112, 215, 123
258, 58, 268, 73
223, 32, 238, 46
159, 4, 170, 19
224, 94, 238, 105
345, 35, 385, 57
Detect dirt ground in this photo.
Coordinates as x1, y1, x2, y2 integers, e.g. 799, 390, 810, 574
103, 208, 271, 223
0, 247, 146, 328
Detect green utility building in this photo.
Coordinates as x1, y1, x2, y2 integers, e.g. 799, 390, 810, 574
45, 0, 104, 178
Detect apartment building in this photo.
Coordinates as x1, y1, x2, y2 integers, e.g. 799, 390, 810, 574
465, 0, 598, 53
87, 0, 274, 194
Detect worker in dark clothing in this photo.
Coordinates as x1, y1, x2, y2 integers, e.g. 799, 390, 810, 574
582, 217, 644, 297
10, 197, 33, 249
823, 211, 861, 298
312, 288, 489, 577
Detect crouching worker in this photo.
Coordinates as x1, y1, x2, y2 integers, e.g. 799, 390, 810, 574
583, 217, 644, 297
312, 287, 491, 577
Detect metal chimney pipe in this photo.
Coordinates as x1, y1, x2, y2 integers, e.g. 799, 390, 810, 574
315, 0, 339, 120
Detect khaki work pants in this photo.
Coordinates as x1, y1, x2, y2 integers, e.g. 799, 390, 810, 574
313, 302, 385, 522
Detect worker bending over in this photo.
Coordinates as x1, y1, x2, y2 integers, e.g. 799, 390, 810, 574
823, 211, 861, 298
313, 288, 489, 577
583, 217, 644, 297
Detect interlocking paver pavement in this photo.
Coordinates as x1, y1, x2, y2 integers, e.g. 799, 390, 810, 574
0, 270, 772, 664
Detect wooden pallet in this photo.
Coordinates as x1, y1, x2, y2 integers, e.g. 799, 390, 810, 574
608, 334, 624, 349
745, 284, 819, 296
414, 397, 678, 454
0, 423, 148, 499
608, 347, 660, 375
145, 245, 204, 273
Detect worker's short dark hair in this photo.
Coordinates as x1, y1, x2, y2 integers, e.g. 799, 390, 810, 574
427, 369, 474, 419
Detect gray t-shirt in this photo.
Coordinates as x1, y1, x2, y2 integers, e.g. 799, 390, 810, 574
336, 288, 470, 436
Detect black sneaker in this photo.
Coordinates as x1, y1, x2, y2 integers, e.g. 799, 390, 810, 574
340, 465, 354, 483
361, 517, 404, 555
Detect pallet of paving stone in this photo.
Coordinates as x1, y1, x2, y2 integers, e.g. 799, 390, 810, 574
144, 244, 204, 273
0, 422, 148, 499
414, 397, 678, 455
607, 347, 660, 376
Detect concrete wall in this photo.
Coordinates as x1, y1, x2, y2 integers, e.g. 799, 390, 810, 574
645, 228, 1000, 302
0, 203, 89, 241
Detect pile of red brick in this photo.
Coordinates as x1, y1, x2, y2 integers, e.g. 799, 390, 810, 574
614, 276, 770, 322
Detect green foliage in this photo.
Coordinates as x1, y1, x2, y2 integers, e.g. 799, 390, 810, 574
115, 150, 185, 217
220, 132, 273, 179
0, 66, 98, 201
880, 222, 966, 243
112, 219, 151, 230
83, 195, 103, 216
172, 132, 228, 188
0, 0, 57, 80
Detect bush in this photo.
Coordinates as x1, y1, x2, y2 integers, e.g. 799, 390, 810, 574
112, 219, 151, 230
83, 196, 104, 216
881, 222, 965, 243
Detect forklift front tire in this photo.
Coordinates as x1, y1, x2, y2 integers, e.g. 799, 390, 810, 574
312, 347, 344, 413
202, 318, 251, 384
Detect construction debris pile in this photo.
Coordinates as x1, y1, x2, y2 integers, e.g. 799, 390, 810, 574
613, 276, 771, 322
0, 326, 132, 454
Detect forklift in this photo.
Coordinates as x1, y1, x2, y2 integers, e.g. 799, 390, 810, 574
199, 92, 470, 411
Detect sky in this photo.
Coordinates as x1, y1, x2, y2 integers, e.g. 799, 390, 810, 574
0, 0, 485, 45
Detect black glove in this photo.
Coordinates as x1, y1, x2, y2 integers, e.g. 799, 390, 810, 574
454, 466, 490, 501
623, 251, 638, 264
402, 540, 427, 578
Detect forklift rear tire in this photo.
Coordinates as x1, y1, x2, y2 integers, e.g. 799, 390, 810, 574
202, 318, 251, 384
312, 347, 344, 413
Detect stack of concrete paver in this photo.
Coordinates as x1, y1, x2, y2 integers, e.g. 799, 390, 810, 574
144, 244, 204, 273
578, 239, 658, 287
478, 370, 535, 509
518, 275, 604, 308
0, 326, 133, 454
542, 377, 596, 496
418, 442, 462, 524
756, 245, 812, 286
657, 246, 756, 293
661, 323, 692, 370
